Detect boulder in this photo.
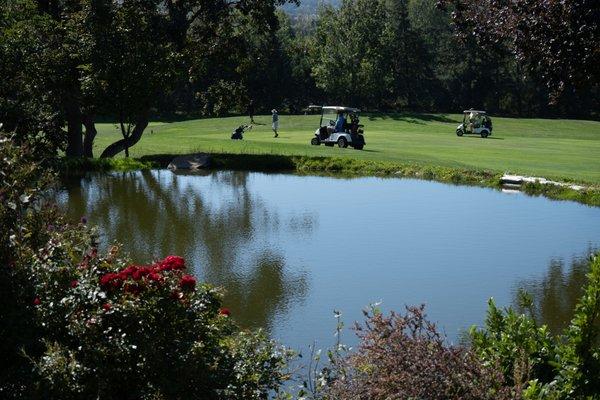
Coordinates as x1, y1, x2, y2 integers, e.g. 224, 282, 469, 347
168, 154, 212, 171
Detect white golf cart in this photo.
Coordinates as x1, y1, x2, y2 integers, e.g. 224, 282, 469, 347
456, 110, 493, 138
309, 105, 365, 150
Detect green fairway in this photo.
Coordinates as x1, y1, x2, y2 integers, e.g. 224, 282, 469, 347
93, 113, 600, 184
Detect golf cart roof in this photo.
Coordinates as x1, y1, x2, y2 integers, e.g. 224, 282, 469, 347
307, 105, 361, 113
323, 106, 360, 113
463, 110, 487, 114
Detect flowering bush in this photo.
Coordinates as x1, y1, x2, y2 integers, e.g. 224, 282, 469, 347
30, 238, 292, 399
0, 135, 58, 395
0, 138, 292, 399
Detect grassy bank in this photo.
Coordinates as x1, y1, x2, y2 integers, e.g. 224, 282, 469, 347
91, 113, 600, 184
73, 113, 600, 206
63, 151, 598, 207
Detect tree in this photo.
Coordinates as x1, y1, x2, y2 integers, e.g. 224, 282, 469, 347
0, 0, 93, 157
311, 0, 432, 110
438, 0, 600, 108
0, 0, 297, 158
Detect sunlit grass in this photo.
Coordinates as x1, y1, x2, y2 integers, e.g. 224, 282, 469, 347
92, 113, 600, 184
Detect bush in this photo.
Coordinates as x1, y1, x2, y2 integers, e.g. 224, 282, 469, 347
0, 134, 57, 396
471, 254, 600, 399
0, 137, 292, 399
319, 305, 515, 400
32, 245, 291, 399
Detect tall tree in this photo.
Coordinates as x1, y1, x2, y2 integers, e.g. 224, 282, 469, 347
0, 0, 297, 158
439, 0, 600, 108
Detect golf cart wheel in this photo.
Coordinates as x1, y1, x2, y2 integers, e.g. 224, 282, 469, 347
480, 130, 489, 138
456, 129, 464, 137
337, 137, 348, 148
311, 137, 320, 146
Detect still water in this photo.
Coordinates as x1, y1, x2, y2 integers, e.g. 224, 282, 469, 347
59, 170, 600, 351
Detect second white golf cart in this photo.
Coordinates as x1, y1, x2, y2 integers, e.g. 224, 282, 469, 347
309, 105, 365, 150
456, 109, 493, 138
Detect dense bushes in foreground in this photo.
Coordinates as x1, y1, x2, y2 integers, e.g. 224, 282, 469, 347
303, 255, 600, 399
0, 137, 291, 399
2, 136, 600, 399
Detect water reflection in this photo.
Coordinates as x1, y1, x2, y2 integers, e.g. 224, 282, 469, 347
514, 250, 597, 335
59, 170, 310, 332
60, 170, 600, 349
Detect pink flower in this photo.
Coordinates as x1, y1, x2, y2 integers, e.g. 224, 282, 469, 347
70, 280, 79, 288
179, 274, 196, 291
33, 297, 41, 306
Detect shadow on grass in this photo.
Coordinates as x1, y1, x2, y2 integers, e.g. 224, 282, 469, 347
463, 136, 505, 140
366, 113, 460, 124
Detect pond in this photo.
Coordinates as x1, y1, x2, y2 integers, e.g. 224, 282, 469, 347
59, 170, 600, 353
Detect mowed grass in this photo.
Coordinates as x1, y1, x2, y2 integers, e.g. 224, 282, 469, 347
92, 113, 600, 184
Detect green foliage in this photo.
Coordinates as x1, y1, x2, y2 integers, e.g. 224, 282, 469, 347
550, 253, 600, 398
59, 156, 156, 174
0, 138, 293, 399
470, 297, 556, 389
0, 134, 60, 396
471, 254, 600, 399
30, 240, 292, 399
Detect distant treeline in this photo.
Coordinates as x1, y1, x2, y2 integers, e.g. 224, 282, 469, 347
221, 0, 598, 119
1, 0, 597, 159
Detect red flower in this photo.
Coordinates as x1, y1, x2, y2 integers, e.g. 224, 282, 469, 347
33, 297, 41, 306
99, 273, 119, 288
219, 308, 231, 316
159, 255, 186, 271
70, 280, 79, 288
148, 272, 163, 282
132, 269, 143, 281
179, 274, 196, 291
102, 303, 112, 311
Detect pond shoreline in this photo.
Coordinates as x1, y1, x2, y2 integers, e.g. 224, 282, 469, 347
59, 153, 600, 207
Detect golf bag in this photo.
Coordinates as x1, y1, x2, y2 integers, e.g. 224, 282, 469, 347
231, 124, 251, 140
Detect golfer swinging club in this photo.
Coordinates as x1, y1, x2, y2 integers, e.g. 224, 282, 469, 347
272, 109, 279, 138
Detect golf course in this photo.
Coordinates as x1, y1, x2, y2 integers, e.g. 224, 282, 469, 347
93, 113, 600, 185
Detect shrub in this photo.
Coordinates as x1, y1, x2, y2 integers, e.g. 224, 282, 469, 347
320, 305, 514, 400
31, 242, 292, 399
0, 137, 292, 399
471, 254, 600, 399
0, 134, 57, 396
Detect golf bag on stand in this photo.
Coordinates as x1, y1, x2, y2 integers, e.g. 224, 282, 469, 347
231, 124, 252, 140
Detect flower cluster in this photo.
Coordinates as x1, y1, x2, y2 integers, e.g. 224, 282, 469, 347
99, 255, 188, 294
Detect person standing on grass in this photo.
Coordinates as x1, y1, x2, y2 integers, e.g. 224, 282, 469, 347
272, 109, 279, 138
248, 99, 255, 124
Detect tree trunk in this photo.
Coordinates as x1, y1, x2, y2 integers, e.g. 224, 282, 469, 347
82, 115, 97, 158
65, 105, 83, 157
100, 115, 149, 158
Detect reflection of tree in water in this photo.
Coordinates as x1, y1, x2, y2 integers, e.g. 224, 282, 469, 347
60, 170, 310, 332
514, 250, 598, 336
